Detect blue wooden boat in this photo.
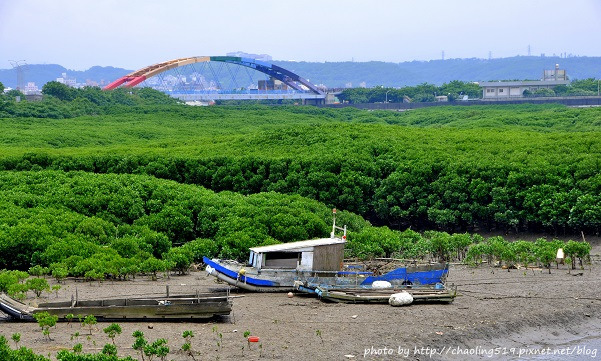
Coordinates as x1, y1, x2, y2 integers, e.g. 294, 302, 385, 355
203, 236, 348, 292
203, 210, 450, 293
204, 251, 450, 293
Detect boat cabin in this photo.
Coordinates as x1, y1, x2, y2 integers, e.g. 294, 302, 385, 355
248, 238, 346, 272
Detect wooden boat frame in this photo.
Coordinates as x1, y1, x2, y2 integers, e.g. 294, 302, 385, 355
311, 284, 457, 304
0, 291, 232, 321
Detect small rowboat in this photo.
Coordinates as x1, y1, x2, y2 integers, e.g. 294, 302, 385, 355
0, 291, 232, 321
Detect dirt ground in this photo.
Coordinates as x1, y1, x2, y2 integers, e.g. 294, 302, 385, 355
1, 242, 600, 361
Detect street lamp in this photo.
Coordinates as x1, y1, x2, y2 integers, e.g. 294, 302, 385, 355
385, 90, 391, 103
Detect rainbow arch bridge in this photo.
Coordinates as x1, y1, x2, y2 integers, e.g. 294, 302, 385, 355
104, 56, 329, 104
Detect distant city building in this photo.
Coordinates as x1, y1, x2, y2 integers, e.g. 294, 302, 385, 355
480, 64, 570, 98
543, 66, 567, 81
227, 51, 272, 61
258, 77, 288, 91
23, 82, 40, 94
56, 72, 77, 87
315, 84, 328, 92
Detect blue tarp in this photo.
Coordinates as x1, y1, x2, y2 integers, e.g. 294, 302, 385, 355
360, 267, 448, 286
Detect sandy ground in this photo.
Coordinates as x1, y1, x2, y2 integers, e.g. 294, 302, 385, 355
1, 244, 600, 361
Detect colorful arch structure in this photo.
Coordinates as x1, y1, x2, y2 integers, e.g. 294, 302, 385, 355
103, 56, 324, 96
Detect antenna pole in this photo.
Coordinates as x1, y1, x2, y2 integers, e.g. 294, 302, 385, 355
331, 208, 336, 238
331, 208, 347, 240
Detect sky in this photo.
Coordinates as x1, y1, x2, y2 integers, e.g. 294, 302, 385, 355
1, 0, 600, 71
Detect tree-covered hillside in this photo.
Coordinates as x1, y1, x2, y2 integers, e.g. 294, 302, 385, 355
1, 99, 601, 235
0, 64, 131, 90
278, 56, 601, 87
0, 92, 598, 275
0, 170, 365, 270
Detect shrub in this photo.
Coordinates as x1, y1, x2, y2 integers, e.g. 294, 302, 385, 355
26, 278, 50, 297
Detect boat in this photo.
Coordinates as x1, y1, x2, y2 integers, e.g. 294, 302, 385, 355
306, 285, 456, 304
293, 261, 455, 303
203, 236, 347, 292
203, 209, 451, 293
0, 290, 233, 321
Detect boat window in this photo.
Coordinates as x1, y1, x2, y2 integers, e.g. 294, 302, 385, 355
263, 252, 300, 269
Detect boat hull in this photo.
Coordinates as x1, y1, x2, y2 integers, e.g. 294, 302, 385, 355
312, 286, 457, 304
204, 256, 298, 291
0, 293, 232, 321
204, 256, 450, 293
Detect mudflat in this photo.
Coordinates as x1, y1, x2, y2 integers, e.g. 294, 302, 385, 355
1, 246, 600, 361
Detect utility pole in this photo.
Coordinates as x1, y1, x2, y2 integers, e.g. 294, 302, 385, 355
9, 60, 27, 90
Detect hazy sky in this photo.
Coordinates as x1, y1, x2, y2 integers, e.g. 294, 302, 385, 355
1, 0, 600, 70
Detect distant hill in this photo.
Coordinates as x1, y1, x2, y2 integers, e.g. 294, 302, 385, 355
1, 56, 600, 90
0, 64, 132, 89
274, 56, 601, 88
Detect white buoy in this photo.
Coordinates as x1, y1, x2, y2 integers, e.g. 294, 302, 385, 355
556, 248, 565, 264
389, 291, 414, 306
372, 280, 392, 289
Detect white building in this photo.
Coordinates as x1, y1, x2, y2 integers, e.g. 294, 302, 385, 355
23, 82, 40, 94
56, 72, 77, 87
480, 65, 570, 99
226, 51, 272, 61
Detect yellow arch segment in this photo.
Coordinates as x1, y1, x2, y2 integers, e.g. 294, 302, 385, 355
129, 56, 211, 78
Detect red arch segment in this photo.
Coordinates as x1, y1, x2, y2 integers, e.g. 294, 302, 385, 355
103, 56, 323, 95
104, 76, 145, 90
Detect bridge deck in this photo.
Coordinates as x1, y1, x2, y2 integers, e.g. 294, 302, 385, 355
173, 93, 326, 101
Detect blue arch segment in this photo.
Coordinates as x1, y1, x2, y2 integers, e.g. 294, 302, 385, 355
210, 56, 323, 95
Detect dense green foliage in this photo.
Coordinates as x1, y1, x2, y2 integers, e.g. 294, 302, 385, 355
338, 82, 482, 103
0, 335, 50, 361
0, 85, 180, 119
464, 237, 591, 273
1, 104, 601, 235
0, 100, 599, 272
337, 79, 600, 103
0, 170, 366, 270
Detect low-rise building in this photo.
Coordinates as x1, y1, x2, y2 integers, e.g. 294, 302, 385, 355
23, 82, 40, 94
480, 64, 570, 98
258, 77, 288, 91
